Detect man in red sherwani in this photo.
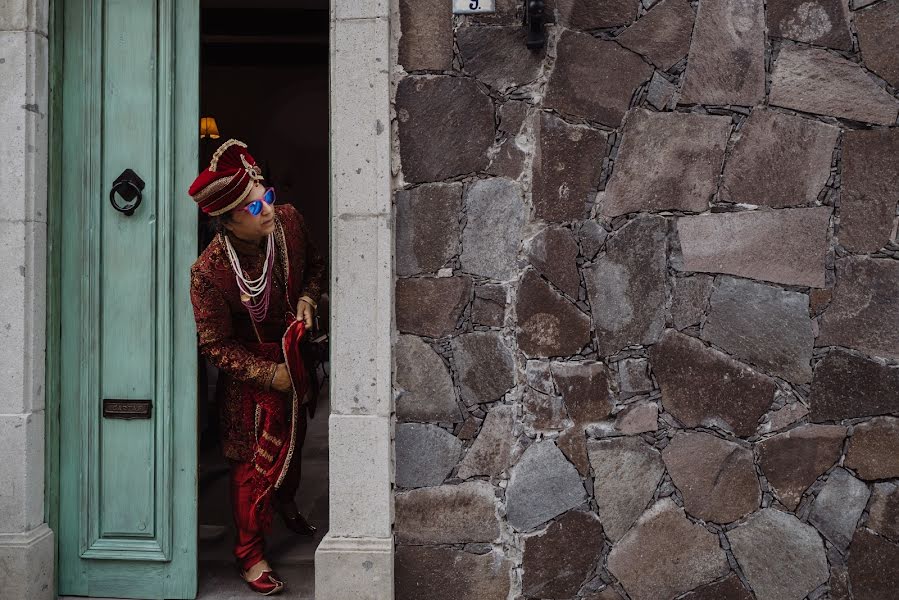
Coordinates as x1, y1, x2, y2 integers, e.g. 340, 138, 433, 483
188, 139, 325, 595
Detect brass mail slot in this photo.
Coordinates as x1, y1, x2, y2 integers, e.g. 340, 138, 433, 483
103, 399, 153, 419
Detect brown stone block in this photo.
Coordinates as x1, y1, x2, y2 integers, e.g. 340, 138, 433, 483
395, 481, 499, 544
550, 0, 641, 28
523, 388, 567, 431
830, 565, 851, 600
397, 76, 495, 183
607, 498, 731, 600
551, 361, 615, 425
662, 431, 760, 524
680, 574, 753, 600
846, 416, 899, 480
395, 183, 463, 276
526, 359, 555, 394
651, 329, 775, 437
817, 257, 899, 360
522, 510, 604, 599
584, 588, 626, 600
557, 427, 591, 476
721, 108, 838, 208
615, 401, 658, 434
532, 112, 607, 222
677, 206, 831, 288
516, 268, 592, 358
457, 26, 545, 91
868, 482, 899, 543
756, 423, 846, 510
601, 110, 730, 217
669, 275, 714, 331
680, 0, 766, 105
615, 402, 659, 435
544, 31, 652, 127
395, 546, 512, 600
451, 331, 516, 405
472, 284, 506, 327
856, 0, 899, 89
848, 528, 899, 600
839, 128, 899, 253
618, 358, 653, 397
770, 45, 899, 126
767, 0, 852, 50
808, 348, 899, 422
395, 275, 471, 338
616, 0, 695, 70
398, 0, 454, 71
457, 405, 515, 479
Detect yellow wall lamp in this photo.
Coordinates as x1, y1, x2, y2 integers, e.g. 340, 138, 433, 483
199, 116, 220, 139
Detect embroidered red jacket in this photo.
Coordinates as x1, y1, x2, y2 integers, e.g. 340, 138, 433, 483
190, 204, 325, 461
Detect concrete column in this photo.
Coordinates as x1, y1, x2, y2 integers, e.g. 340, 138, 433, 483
314, 0, 395, 598
0, 1, 54, 599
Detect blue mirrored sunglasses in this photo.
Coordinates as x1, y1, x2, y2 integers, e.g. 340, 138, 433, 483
242, 187, 276, 216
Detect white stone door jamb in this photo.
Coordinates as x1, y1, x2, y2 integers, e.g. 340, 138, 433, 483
314, 1, 395, 599
0, 1, 54, 598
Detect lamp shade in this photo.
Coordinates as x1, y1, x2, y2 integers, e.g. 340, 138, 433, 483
200, 116, 220, 139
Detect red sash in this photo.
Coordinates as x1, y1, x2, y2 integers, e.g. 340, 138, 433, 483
243, 318, 308, 530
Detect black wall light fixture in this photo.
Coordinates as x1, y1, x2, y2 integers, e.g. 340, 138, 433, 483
524, 0, 546, 49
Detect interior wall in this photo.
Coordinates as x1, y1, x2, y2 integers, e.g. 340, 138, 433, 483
201, 64, 329, 254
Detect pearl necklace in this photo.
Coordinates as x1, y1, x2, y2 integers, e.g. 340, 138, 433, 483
222, 232, 275, 323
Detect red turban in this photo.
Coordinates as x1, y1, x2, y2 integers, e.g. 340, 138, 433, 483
188, 138, 264, 216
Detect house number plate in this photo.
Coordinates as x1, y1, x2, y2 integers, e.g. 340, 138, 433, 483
453, 0, 496, 14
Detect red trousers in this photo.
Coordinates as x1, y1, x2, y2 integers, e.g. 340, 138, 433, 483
229, 411, 307, 571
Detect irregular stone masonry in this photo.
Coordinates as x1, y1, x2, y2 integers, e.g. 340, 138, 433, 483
393, 0, 899, 597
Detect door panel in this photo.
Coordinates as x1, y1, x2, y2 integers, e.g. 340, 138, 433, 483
57, 0, 199, 597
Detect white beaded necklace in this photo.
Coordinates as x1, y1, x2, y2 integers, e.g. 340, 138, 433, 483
223, 232, 275, 302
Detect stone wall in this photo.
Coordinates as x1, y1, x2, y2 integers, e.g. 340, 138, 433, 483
391, 0, 899, 599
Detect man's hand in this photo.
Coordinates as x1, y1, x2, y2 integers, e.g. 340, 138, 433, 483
296, 299, 315, 330
271, 363, 293, 393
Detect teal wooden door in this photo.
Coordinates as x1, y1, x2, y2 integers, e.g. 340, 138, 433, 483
56, 1, 199, 598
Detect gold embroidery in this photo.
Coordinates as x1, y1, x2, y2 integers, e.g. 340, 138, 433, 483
261, 430, 284, 447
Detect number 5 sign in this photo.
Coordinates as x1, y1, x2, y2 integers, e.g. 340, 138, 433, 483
453, 0, 496, 13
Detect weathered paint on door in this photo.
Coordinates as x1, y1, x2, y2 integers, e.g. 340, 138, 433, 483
56, 1, 199, 597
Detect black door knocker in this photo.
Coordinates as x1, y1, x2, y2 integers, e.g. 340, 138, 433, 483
109, 168, 145, 216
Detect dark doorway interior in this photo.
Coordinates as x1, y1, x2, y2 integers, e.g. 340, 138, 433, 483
196, 2, 329, 597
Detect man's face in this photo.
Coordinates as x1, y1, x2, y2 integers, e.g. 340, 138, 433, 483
224, 181, 276, 240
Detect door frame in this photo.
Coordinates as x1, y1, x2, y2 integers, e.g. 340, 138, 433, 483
46, 0, 396, 598
312, 1, 396, 598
